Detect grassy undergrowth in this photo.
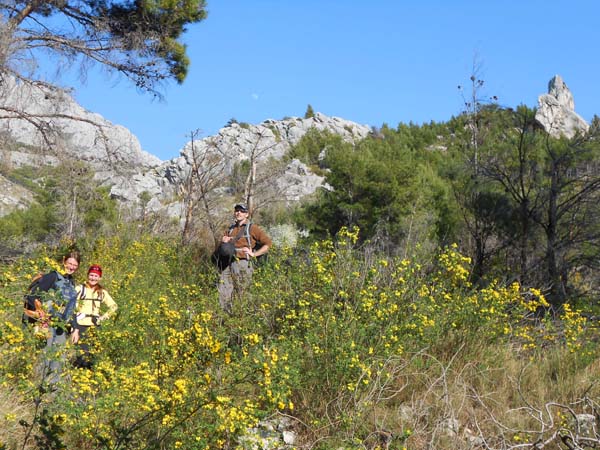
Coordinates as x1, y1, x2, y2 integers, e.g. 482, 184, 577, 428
1, 228, 598, 449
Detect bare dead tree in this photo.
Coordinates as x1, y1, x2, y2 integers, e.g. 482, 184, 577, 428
235, 127, 287, 216
454, 58, 503, 285
180, 129, 201, 245
180, 129, 226, 246
241, 128, 276, 213
205, 125, 288, 218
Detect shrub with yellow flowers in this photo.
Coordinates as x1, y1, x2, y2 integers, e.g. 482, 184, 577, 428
0, 229, 598, 449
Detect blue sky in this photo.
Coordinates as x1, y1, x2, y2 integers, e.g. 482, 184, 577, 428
63, 1, 599, 161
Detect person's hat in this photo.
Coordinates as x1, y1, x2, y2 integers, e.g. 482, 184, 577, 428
234, 203, 249, 212
88, 264, 103, 277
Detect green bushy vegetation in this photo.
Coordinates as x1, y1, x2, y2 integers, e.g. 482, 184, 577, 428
290, 104, 600, 309
0, 163, 119, 250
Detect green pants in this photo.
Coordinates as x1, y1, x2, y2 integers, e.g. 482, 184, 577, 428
218, 259, 253, 314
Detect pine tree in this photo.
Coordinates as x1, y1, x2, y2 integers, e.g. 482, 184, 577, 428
304, 104, 315, 119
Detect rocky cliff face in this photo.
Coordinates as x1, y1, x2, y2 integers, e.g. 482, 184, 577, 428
0, 75, 161, 171
0, 74, 371, 217
110, 113, 371, 216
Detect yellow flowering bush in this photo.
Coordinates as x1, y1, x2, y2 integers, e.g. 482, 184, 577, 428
0, 229, 597, 449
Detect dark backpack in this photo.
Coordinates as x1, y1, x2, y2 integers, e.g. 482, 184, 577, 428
211, 226, 246, 270
22, 273, 44, 324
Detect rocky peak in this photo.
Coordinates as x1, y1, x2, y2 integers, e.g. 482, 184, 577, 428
548, 75, 575, 110
0, 74, 161, 172
109, 113, 371, 211
164, 112, 370, 184
535, 75, 589, 139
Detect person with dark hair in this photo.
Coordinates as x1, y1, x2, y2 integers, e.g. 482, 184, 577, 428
71, 264, 117, 368
217, 203, 271, 314
26, 250, 81, 384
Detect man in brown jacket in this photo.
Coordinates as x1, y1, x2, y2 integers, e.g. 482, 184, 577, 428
217, 203, 272, 314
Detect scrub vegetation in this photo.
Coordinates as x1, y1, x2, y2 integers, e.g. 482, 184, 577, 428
2, 82, 600, 448
0, 226, 599, 449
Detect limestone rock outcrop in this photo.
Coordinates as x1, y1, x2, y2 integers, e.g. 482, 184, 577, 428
0, 173, 34, 216
102, 113, 369, 213
0, 76, 160, 171
0, 75, 163, 216
147, 113, 369, 210
536, 75, 589, 139
0, 73, 370, 217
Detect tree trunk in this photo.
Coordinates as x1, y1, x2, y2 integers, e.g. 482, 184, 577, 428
519, 198, 530, 285
244, 158, 257, 212
68, 184, 77, 239
546, 160, 565, 307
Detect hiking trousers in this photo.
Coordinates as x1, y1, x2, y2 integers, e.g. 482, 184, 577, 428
218, 259, 253, 314
42, 327, 68, 385
73, 323, 95, 369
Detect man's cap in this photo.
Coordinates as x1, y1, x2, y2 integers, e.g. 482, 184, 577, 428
234, 203, 249, 212
88, 264, 103, 277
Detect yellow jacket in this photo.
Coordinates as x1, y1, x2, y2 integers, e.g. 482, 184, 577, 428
75, 283, 117, 326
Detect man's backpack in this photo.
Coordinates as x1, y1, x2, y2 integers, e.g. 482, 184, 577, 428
211, 227, 245, 271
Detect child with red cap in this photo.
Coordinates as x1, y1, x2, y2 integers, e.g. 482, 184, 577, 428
71, 264, 117, 368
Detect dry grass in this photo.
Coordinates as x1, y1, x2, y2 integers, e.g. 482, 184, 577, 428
296, 343, 600, 449
0, 385, 34, 450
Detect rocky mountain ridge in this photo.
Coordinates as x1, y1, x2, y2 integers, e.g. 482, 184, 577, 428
127, 113, 371, 216
0, 75, 591, 219
0, 73, 371, 218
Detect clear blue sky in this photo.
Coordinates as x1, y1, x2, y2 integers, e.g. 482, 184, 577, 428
63, 1, 599, 161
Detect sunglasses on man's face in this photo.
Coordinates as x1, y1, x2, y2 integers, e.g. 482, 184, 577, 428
234, 208, 248, 213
